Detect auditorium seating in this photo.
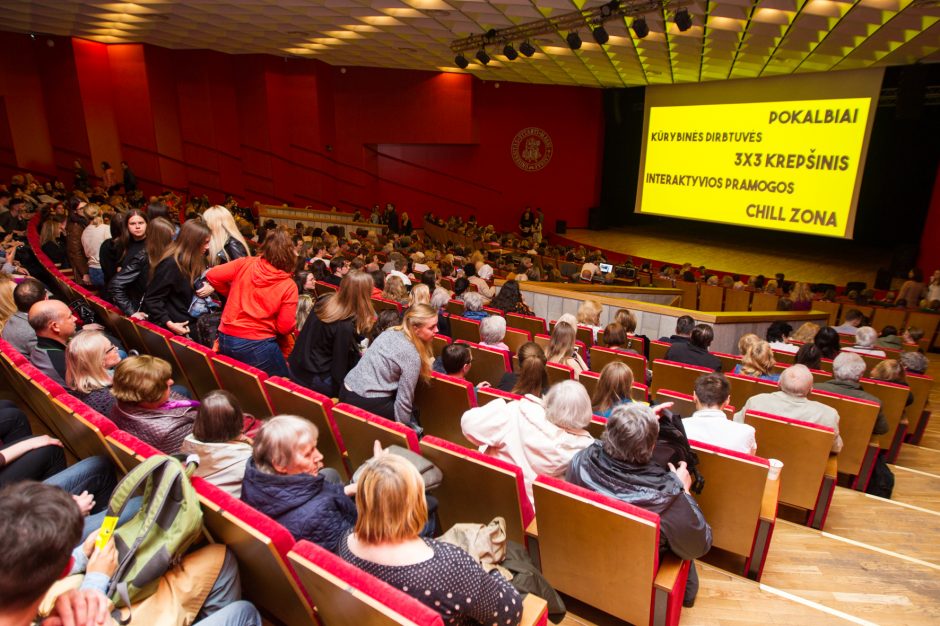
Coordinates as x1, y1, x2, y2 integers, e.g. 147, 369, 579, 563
430, 333, 450, 357
808, 390, 880, 491
651, 359, 715, 395
577, 370, 649, 403
653, 389, 734, 420
105, 428, 162, 473
135, 320, 189, 388
457, 341, 510, 386
329, 403, 420, 470
48, 393, 117, 464
168, 336, 223, 399
589, 345, 647, 384
476, 386, 524, 405
412, 372, 476, 448
210, 354, 275, 419
690, 440, 777, 580
545, 361, 575, 385
445, 299, 465, 316
905, 371, 933, 444
419, 436, 534, 544
649, 339, 670, 363
860, 378, 912, 461
371, 296, 402, 313
502, 326, 532, 355
448, 315, 480, 343
507, 312, 548, 336
743, 410, 837, 529
725, 373, 778, 409
263, 377, 350, 478
530, 476, 689, 626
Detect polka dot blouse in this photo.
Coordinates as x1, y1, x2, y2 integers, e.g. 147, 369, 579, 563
338, 533, 523, 626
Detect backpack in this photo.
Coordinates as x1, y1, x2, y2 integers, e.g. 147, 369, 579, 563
650, 408, 705, 495
105, 455, 204, 615
865, 453, 895, 499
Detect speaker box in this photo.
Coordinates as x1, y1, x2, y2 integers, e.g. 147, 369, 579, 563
556, 219, 567, 235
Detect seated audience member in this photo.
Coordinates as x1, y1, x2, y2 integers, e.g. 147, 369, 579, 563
736, 333, 761, 357
813, 326, 842, 360
0, 403, 68, 487
815, 352, 890, 435
902, 326, 924, 347
110, 355, 197, 454
429, 286, 452, 338
766, 321, 797, 354
734, 339, 780, 382
323, 255, 349, 287
241, 415, 356, 551
462, 380, 594, 507
665, 323, 721, 372
567, 403, 712, 605
180, 390, 253, 498
382, 274, 409, 306
407, 283, 431, 310
479, 315, 510, 352
899, 350, 929, 375
794, 343, 823, 370
659, 315, 694, 344
367, 308, 402, 346
488, 279, 533, 315
388, 256, 413, 287
289, 271, 375, 398
870, 359, 914, 406
65, 330, 121, 416
496, 341, 549, 396
463, 262, 495, 300
337, 454, 522, 625
832, 308, 864, 335
460, 290, 488, 321
876, 325, 903, 350
843, 326, 886, 357
342, 305, 436, 426
2, 278, 45, 356
683, 373, 756, 455
592, 362, 638, 418
27, 299, 78, 386
546, 321, 588, 376
790, 322, 820, 344
452, 276, 470, 299
576, 299, 604, 341
602, 322, 639, 355
734, 364, 842, 453
432, 342, 473, 381
0, 481, 261, 626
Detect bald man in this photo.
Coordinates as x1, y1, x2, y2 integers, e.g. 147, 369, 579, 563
733, 364, 842, 453
27, 299, 78, 386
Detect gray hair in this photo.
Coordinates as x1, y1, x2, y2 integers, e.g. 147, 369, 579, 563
556, 313, 578, 328
601, 403, 659, 464
253, 415, 318, 474
462, 291, 484, 312
899, 351, 928, 374
543, 380, 593, 430
479, 315, 507, 345
430, 287, 451, 311
854, 326, 877, 348
778, 364, 814, 398
832, 352, 866, 382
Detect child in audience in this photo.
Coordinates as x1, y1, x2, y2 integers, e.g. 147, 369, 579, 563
592, 362, 639, 418
180, 390, 253, 498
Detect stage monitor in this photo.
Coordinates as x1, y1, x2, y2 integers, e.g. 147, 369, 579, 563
635, 69, 884, 239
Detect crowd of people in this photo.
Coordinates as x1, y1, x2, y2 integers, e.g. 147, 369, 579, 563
0, 169, 935, 625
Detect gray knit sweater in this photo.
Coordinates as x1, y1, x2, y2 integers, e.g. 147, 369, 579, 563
343, 329, 422, 425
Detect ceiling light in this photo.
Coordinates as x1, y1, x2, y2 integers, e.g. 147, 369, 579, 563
632, 17, 650, 38
503, 44, 518, 60
592, 26, 609, 45
566, 32, 582, 50
519, 41, 536, 57
475, 49, 490, 65
675, 9, 693, 32
455, 54, 469, 69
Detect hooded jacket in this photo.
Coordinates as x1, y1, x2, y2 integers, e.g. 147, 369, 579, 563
206, 256, 297, 340
240, 458, 357, 551
566, 442, 712, 561
179, 435, 253, 498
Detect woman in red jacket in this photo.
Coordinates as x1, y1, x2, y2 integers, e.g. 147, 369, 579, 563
206, 227, 298, 376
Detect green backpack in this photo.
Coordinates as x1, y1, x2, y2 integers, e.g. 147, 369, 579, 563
104, 455, 204, 614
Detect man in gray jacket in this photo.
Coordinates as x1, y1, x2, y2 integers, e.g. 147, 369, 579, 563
1, 278, 46, 356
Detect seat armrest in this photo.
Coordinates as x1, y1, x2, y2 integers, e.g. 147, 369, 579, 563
653, 554, 685, 592
525, 518, 538, 539
761, 476, 780, 522
520, 594, 548, 626
825, 455, 839, 479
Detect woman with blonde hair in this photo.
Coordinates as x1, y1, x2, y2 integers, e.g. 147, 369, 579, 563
546, 321, 587, 376
734, 339, 779, 381
0, 275, 16, 333
290, 271, 376, 397
576, 299, 604, 341
65, 330, 122, 415
39, 217, 68, 266
736, 333, 761, 356
407, 283, 430, 309
203, 205, 250, 266
337, 454, 522, 624
791, 282, 814, 311
80, 204, 111, 286
592, 361, 637, 417
341, 304, 437, 426
790, 322, 820, 344
382, 274, 409, 306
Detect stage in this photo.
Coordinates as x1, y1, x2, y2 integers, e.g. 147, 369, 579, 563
560, 220, 894, 287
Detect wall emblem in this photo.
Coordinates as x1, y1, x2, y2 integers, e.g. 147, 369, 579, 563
511, 127, 553, 172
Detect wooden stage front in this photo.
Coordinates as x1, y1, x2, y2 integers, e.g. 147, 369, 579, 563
561, 221, 895, 287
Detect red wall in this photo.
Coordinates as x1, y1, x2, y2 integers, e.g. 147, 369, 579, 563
0, 32, 602, 231
918, 160, 940, 275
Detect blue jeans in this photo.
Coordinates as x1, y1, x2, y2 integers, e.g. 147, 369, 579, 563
88, 267, 105, 287
44, 455, 116, 515
217, 333, 289, 378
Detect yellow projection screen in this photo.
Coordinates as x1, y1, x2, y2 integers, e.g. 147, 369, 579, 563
635, 69, 885, 239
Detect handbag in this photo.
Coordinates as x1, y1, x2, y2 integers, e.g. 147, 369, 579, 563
352, 445, 442, 491
438, 517, 510, 579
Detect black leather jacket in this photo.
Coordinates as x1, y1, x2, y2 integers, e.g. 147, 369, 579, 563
216, 237, 248, 265
107, 249, 149, 315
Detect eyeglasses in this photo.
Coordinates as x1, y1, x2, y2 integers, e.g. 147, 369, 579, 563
106, 345, 118, 354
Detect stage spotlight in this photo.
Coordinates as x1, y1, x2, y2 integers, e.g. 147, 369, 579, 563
632, 17, 649, 39
503, 44, 518, 60
519, 40, 536, 57
476, 48, 490, 65
674, 8, 692, 32
566, 31, 582, 50
455, 54, 469, 69
600, 0, 620, 18
592, 26, 609, 45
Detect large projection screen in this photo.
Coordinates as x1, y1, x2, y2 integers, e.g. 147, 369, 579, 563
635, 68, 885, 239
